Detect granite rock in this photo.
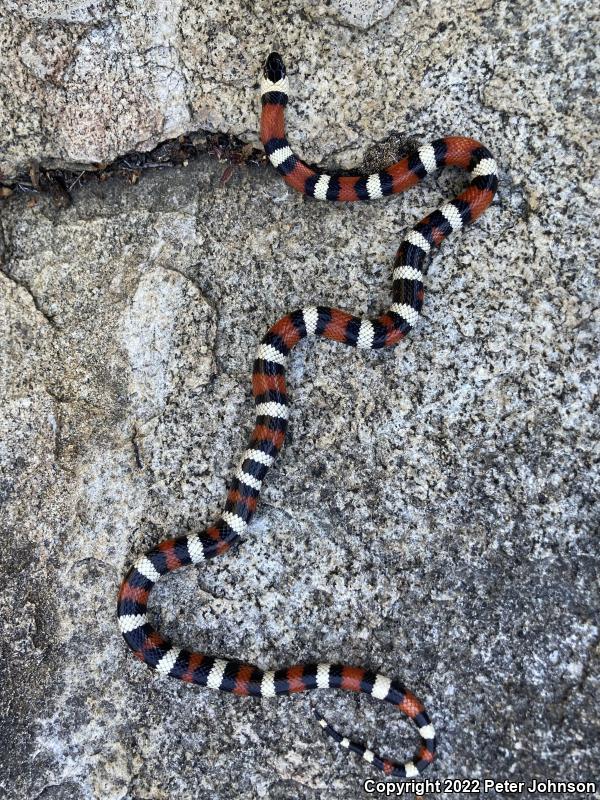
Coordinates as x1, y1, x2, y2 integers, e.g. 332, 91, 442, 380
2, 0, 596, 181
1, 0, 599, 799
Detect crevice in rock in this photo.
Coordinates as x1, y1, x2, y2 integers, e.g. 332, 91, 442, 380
131, 424, 143, 470
0, 266, 57, 329
1, 199, 58, 327
0, 131, 266, 208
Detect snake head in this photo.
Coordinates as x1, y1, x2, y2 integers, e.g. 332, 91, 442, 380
264, 52, 286, 83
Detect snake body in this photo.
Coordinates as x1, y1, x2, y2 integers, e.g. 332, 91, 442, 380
117, 53, 498, 778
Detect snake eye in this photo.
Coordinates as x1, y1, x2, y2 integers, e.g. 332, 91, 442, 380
264, 52, 286, 83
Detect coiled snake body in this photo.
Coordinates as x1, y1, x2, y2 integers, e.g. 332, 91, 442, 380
117, 53, 498, 778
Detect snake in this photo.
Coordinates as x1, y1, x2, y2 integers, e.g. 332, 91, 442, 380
117, 52, 498, 779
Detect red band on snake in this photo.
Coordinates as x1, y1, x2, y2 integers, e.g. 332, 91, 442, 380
117, 51, 498, 779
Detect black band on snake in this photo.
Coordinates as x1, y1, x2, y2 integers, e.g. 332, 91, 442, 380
117, 52, 498, 779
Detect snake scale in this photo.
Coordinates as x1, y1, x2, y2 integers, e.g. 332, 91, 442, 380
117, 52, 498, 779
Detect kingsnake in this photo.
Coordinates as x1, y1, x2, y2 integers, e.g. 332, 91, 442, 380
117, 52, 498, 779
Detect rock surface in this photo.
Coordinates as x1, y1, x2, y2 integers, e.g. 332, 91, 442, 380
1, 1, 599, 799
2, 0, 596, 181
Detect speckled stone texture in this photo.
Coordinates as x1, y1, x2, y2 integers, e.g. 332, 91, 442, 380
1, 1, 599, 799
2, 0, 596, 179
